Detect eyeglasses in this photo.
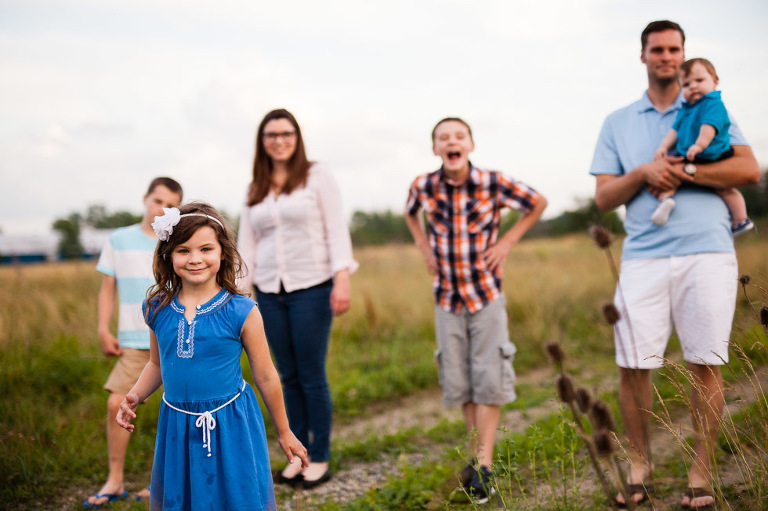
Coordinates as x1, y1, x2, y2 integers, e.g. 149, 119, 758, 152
263, 131, 297, 142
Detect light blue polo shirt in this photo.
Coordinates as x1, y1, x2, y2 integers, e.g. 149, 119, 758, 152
590, 91, 748, 260
96, 224, 158, 349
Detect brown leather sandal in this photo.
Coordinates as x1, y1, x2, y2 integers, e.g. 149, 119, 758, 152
681, 487, 714, 510
616, 483, 654, 508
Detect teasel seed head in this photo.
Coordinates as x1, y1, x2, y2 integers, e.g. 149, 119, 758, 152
739, 274, 752, 286
575, 387, 592, 413
590, 400, 615, 431
593, 429, 614, 457
602, 302, 621, 325
557, 374, 576, 403
545, 342, 565, 365
760, 305, 768, 328
588, 224, 614, 249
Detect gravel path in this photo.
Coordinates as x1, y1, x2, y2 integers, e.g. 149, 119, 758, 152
275, 364, 768, 509
29, 365, 767, 510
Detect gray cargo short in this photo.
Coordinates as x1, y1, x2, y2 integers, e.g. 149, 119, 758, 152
434, 295, 517, 407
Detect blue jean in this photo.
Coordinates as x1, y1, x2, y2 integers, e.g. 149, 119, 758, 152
256, 281, 333, 462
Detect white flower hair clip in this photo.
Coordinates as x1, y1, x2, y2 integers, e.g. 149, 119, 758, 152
151, 207, 225, 241
152, 207, 181, 241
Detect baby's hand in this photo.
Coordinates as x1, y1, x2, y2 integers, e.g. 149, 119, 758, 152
116, 393, 140, 432
279, 431, 309, 469
686, 144, 703, 162
653, 147, 667, 161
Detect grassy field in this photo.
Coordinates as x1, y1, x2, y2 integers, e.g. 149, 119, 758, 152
1, 230, 767, 509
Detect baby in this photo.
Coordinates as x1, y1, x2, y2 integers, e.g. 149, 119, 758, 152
652, 58, 753, 235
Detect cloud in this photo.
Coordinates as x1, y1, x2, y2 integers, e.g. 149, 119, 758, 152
1, 0, 767, 235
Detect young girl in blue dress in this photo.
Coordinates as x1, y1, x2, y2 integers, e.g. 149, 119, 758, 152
116, 202, 308, 511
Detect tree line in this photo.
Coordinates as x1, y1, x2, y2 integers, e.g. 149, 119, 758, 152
52, 170, 768, 256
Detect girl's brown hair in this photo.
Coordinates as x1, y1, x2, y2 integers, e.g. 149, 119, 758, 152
145, 202, 245, 321
247, 108, 312, 206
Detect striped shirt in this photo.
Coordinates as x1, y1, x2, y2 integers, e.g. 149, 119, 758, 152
96, 224, 157, 349
406, 165, 541, 314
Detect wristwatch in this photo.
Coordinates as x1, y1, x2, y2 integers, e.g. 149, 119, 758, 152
683, 162, 697, 177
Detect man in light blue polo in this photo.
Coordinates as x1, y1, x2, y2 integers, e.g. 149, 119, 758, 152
590, 20, 759, 509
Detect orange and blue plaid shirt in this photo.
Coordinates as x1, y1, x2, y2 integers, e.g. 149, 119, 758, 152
406, 165, 541, 314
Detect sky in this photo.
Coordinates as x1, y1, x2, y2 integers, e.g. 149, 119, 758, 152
1, 0, 767, 235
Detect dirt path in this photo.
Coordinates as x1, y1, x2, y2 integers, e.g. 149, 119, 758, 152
278, 365, 768, 510
34, 365, 766, 510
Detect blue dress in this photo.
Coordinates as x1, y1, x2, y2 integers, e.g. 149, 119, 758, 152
144, 289, 276, 511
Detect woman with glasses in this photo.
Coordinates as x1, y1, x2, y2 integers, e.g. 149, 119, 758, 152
238, 108, 357, 489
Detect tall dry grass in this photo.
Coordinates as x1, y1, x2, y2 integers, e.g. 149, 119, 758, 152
2, 233, 767, 509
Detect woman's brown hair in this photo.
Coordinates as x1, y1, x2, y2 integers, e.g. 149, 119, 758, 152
145, 202, 246, 321
247, 108, 312, 206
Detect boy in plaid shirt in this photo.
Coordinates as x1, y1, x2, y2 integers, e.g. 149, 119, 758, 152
405, 117, 546, 503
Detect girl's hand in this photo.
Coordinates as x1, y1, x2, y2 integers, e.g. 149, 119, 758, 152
278, 431, 309, 469
116, 393, 141, 432
653, 147, 667, 161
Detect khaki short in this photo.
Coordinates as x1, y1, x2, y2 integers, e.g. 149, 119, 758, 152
434, 295, 517, 407
104, 348, 150, 395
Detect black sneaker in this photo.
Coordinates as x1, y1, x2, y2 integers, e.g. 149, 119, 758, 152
467, 465, 496, 504
459, 457, 478, 489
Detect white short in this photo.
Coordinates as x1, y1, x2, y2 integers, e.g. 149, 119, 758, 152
613, 253, 737, 369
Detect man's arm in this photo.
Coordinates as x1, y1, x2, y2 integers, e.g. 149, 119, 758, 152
405, 208, 437, 275
594, 156, 688, 212
688, 145, 760, 188
97, 275, 122, 356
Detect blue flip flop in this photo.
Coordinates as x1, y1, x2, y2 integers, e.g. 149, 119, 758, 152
83, 491, 129, 508
135, 487, 150, 502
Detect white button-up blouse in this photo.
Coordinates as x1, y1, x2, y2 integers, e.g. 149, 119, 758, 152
237, 164, 359, 294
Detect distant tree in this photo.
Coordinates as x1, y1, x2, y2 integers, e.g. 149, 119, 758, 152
350, 210, 412, 246
85, 203, 141, 228
539, 198, 624, 237
52, 213, 84, 259
105, 211, 142, 228
85, 204, 108, 227
349, 200, 624, 246
498, 210, 521, 237
741, 169, 768, 218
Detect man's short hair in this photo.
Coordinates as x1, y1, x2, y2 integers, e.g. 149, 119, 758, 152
641, 20, 685, 51
431, 117, 473, 142
146, 177, 183, 199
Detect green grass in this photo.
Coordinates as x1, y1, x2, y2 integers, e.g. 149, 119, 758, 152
2, 233, 768, 509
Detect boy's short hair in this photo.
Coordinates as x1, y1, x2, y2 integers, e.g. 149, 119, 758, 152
641, 20, 685, 51
146, 177, 183, 199
432, 117, 473, 142
681, 58, 718, 82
